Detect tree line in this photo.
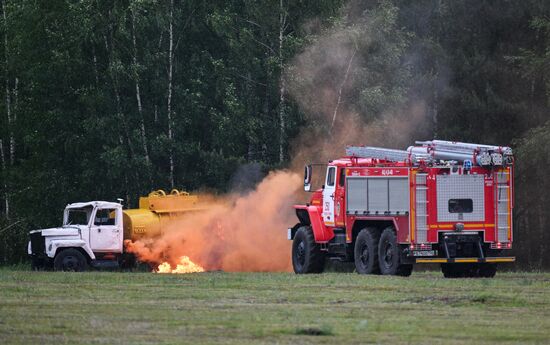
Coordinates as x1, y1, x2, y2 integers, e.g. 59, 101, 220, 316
0, 0, 549, 269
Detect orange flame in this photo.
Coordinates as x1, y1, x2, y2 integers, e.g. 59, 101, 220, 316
156, 256, 205, 274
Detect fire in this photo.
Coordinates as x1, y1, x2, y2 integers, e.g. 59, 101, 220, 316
156, 256, 205, 274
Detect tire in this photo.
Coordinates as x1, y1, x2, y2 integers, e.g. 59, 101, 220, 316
397, 264, 413, 277
54, 248, 88, 272
354, 228, 380, 274
441, 263, 454, 278
31, 257, 45, 271
479, 263, 497, 278
378, 226, 412, 276
292, 226, 325, 274
441, 263, 482, 278
119, 253, 137, 270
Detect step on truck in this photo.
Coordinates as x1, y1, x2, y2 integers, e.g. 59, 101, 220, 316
288, 140, 515, 277
28, 190, 201, 271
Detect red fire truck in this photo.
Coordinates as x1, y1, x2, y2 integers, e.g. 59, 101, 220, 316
288, 140, 515, 278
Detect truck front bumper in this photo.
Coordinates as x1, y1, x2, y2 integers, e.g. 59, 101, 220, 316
415, 257, 515, 264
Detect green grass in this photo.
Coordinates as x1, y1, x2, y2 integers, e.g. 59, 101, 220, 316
0, 269, 549, 344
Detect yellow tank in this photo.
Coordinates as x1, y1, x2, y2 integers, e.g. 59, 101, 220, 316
123, 189, 202, 241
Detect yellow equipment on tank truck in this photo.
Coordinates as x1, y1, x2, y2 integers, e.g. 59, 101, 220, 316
28, 190, 201, 271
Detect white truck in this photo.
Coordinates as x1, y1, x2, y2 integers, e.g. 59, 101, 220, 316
28, 190, 200, 271
28, 201, 127, 271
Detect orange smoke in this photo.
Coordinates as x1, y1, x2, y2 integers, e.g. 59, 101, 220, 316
126, 171, 301, 272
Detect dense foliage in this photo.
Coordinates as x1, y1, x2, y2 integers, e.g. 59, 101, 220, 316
0, 0, 548, 269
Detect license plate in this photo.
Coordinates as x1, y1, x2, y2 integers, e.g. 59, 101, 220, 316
412, 250, 437, 257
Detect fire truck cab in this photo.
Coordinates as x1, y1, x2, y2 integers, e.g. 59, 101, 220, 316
288, 140, 515, 278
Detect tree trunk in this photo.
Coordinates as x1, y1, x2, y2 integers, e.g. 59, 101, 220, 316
92, 45, 99, 86
154, 31, 164, 125
433, 88, 438, 138
2, 0, 14, 166
167, 0, 175, 188
131, 6, 150, 165
278, 0, 286, 163
103, 8, 136, 192
0, 139, 8, 219
330, 46, 357, 134
103, 9, 135, 159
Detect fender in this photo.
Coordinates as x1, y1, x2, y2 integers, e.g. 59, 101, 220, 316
47, 239, 96, 260
293, 205, 334, 243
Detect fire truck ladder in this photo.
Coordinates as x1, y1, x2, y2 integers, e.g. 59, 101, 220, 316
415, 173, 428, 243
345, 146, 425, 163
496, 171, 511, 242
347, 140, 513, 167
414, 140, 513, 167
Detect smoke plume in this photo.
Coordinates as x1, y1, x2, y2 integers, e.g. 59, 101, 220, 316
126, 171, 300, 271
287, 1, 432, 169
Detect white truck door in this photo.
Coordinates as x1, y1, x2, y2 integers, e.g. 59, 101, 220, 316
322, 166, 336, 226
89, 207, 123, 253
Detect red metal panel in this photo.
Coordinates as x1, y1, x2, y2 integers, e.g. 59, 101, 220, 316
347, 167, 409, 177
293, 204, 333, 242
484, 172, 496, 242
409, 169, 415, 244
510, 166, 514, 242
395, 216, 410, 243
334, 170, 346, 227
308, 206, 333, 243
422, 166, 503, 244
427, 169, 438, 243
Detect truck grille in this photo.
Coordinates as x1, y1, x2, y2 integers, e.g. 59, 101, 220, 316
29, 232, 45, 255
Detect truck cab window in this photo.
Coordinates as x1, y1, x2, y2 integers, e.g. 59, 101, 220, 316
66, 207, 92, 226
339, 168, 346, 187
94, 209, 117, 226
327, 167, 336, 186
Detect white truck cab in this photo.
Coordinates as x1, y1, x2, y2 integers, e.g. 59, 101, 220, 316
28, 201, 125, 271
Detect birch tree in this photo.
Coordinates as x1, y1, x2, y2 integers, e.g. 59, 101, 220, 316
278, 0, 287, 163
166, 0, 175, 188
131, 3, 150, 166
2, 0, 13, 166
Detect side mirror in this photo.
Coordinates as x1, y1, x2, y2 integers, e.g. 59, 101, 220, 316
304, 164, 312, 192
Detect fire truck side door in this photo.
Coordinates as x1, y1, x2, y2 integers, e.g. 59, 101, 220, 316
89, 207, 123, 253
334, 168, 346, 226
322, 166, 336, 226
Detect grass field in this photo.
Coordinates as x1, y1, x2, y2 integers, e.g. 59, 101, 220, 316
0, 269, 549, 344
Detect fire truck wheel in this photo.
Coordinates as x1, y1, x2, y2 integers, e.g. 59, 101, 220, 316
441, 264, 452, 277
479, 263, 497, 278
441, 264, 461, 278
378, 227, 410, 276
441, 263, 473, 278
354, 228, 380, 274
53, 248, 88, 272
31, 257, 46, 271
292, 226, 325, 274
